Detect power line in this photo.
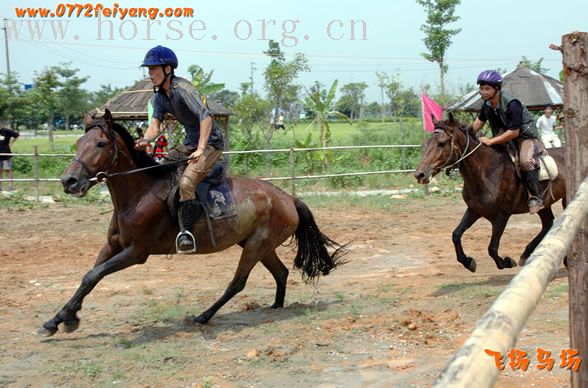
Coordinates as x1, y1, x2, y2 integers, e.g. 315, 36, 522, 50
6, 38, 563, 63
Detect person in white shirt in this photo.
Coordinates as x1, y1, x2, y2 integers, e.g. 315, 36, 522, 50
536, 105, 561, 148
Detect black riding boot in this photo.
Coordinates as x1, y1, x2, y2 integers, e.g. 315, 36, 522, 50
522, 169, 544, 215
176, 200, 197, 253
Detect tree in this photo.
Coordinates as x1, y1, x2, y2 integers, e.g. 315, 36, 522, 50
263, 40, 309, 123
376, 72, 388, 122
90, 84, 125, 108
339, 82, 368, 120
365, 102, 381, 118
303, 80, 351, 171
335, 94, 354, 118
520, 56, 549, 74
32, 66, 60, 147
209, 89, 240, 109
0, 72, 28, 128
54, 63, 89, 130
416, 0, 462, 97
232, 92, 271, 173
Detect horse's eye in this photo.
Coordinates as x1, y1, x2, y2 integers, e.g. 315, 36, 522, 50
97, 142, 107, 148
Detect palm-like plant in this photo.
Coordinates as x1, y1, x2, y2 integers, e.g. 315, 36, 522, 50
187, 64, 225, 97
303, 80, 351, 170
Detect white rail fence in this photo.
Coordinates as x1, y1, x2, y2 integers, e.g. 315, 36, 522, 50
0, 144, 422, 198
434, 176, 588, 387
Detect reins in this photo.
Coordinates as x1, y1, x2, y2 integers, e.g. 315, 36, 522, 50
78, 123, 195, 183
435, 127, 482, 171
88, 156, 195, 183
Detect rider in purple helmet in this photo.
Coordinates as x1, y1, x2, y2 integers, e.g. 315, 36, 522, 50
135, 45, 224, 253
470, 70, 545, 214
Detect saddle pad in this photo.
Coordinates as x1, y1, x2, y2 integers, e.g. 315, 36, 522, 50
206, 180, 237, 220
539, 155, 558, 182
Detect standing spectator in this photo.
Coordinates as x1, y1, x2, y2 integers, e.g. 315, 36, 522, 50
536, 104, 561, 148
0, 125, 19, 192
275, 114, 285, 130
153, 134, 168, 161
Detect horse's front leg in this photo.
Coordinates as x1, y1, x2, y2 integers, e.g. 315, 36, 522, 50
38, 246, 148, 336
452, 208, 481, 272
488, 214, 517, 269
519, 207, 555, 266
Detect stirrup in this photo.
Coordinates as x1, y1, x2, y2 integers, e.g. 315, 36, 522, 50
175, 231, 196, 254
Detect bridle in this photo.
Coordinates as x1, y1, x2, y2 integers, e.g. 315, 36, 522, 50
72, 123, 122, 183
72, 122, 196, 183
433, 124, 482, 172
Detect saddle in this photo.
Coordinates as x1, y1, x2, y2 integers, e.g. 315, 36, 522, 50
506, 145, 558, 182
166, 162, 236, 247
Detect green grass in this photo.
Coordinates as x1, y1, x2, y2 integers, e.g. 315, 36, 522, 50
544, 282, 568, 299
436, 281, 502, 299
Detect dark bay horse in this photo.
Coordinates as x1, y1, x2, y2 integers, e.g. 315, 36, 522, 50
39, 110, 346, 336
414, 113, 566, 272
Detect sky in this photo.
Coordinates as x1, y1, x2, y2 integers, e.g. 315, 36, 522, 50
1, 0, 586, 103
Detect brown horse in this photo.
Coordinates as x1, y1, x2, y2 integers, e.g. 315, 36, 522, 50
414, 113, 566, 272
39, 110, 346, 336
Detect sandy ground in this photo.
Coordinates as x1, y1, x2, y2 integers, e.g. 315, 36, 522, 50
0, 195, 573, 387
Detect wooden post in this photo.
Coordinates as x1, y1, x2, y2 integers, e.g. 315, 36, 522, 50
289, 146, 296, 195
562, 31, 588, 386
33, 145, 39, 202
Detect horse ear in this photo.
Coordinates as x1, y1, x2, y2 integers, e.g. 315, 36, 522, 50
447, 112, 456, 124
83, 112, 93, 127
431, 114, 439, 125
103, 109, 113, 127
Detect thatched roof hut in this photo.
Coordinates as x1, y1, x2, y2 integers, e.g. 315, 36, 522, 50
91, 78, 232, 153
447, 63, 563, 113
92, 78, 231, 128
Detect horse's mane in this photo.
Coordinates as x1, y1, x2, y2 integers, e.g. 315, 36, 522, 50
110, 121, 177, 178
439, 117, 513, 161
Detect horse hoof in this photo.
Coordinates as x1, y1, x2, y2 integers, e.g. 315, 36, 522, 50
37, 325, 58, 337
519, 255, 528, 266
468, 259, 477, 273
269, 303, 284, 309
191, 315, 209, 325
63, 320, 80, 333
504, 257, 517, 268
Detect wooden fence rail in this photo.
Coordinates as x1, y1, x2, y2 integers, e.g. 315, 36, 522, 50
434, 176, 588, 387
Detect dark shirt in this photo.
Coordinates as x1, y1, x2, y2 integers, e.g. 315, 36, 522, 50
151, 76, 224, 149
478, 100, 523, 138
0, 128, 19, 160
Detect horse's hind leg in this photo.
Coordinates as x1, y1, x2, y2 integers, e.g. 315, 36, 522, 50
453, 208, 481, 272
192, 245, 266, 325
261, 250, 289, 308
519, 207, 555, 266
488, 215, 517, 269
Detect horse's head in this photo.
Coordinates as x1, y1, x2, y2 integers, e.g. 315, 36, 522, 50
414, 113, 471, 184
61, 109, 120, 196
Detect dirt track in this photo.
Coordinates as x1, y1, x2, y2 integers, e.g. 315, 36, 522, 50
0, 195, 572, 387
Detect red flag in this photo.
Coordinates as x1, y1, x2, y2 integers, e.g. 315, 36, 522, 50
421, 93, 443, 132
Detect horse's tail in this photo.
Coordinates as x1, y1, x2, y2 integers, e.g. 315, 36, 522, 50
292, 197, 348, 283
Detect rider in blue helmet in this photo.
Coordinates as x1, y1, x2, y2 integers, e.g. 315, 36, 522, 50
135, 45, 225, 253
470, 70, 546, 214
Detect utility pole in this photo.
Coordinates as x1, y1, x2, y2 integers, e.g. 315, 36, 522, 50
249, 62, 256, 93
2, 19, 10, 77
